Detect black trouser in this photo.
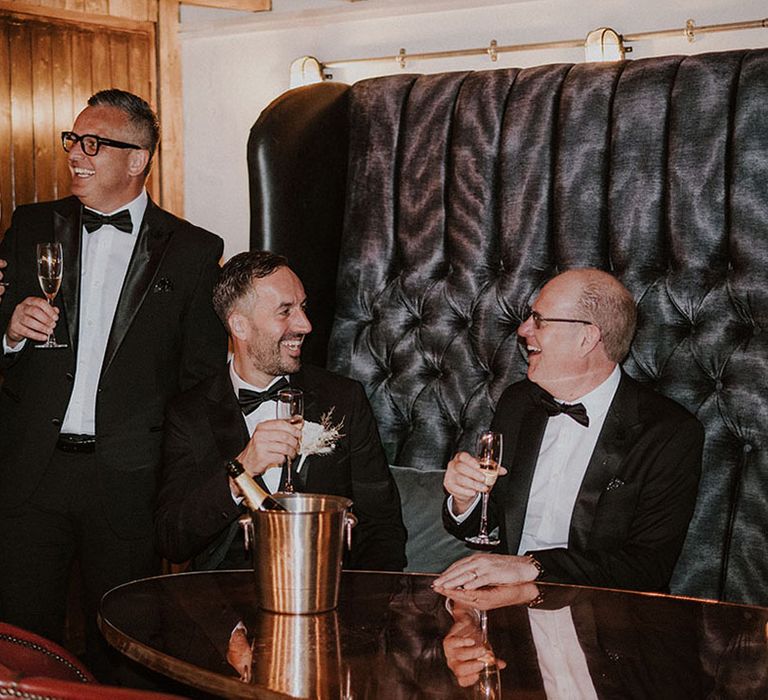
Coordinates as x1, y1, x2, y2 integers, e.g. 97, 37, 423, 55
0, 446, 157, 680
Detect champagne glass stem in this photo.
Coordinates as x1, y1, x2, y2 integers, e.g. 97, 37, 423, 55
44, 298, 55, 347
283, 454, 294, 493
478, 492, 490, 539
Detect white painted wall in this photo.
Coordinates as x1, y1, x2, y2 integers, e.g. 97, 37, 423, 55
179, 0, 768, 258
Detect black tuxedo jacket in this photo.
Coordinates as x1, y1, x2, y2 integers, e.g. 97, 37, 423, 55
155, 364, 407, 571
478, 587, 705, 698
444, 373, 703, 591
0, 196, 228, 538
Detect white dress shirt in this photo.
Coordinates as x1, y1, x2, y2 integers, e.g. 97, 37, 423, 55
517, 365, 620, 554
528, 606, 599, 699
3, 191, 147, 435
229, 362, 288, 494
61, 190, 147, 435
449, 366, 621, 555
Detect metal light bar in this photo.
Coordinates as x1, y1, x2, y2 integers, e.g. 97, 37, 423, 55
323, 37, 584, 70
625, 17, 768, 43
320, 16, 767, 70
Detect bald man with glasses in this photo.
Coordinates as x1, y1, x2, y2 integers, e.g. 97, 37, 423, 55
0, 89, 227, 678
435, 269, 703, 594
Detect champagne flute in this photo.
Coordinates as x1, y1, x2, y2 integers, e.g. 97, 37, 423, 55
473, 611, 502, 700
276, 388, 304, 493
36, 242, 67, 349
466, 430, 502, 546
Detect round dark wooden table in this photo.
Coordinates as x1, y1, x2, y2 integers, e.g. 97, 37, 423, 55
99, 570, 768, 699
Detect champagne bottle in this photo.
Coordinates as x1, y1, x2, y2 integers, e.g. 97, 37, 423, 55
225, 459, 288, 512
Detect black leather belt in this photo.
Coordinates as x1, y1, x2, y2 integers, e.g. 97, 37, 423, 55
56, 433, 96, 454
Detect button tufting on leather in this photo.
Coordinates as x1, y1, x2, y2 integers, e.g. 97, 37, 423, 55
305, 51, 768, 605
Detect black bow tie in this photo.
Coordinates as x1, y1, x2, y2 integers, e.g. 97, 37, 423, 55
534, 387, 590, 427
238, 378, 290, 416
82, 208, 133, 234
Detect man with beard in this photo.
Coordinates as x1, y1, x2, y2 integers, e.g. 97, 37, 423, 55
435, 268, 703, 593
155, 250, 407, 571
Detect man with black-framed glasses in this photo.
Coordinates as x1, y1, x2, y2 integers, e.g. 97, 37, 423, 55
436, 268, 703, 595
61, 130, 144, 158
0, 88, 227, 680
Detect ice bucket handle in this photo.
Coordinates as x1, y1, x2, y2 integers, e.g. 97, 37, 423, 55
237, 509, 358, 552
344, 512, 357, 550
239, 514, 252, 552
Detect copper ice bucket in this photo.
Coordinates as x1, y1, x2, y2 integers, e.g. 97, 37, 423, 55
241, 493, 356, 614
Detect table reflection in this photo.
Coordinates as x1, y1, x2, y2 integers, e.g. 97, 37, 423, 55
231, 610, 342, 698
99, 571, 768, 699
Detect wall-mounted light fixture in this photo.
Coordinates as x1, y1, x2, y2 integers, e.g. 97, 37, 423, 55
584, 27, 626, 62
289, 56, 324, 88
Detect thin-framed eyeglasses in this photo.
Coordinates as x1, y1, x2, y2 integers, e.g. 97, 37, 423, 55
524, 305, 594, 329
61, 131, 143, 157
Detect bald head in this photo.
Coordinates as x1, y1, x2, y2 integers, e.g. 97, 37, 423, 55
561, 269, 637, 363
518, 269, 636, 400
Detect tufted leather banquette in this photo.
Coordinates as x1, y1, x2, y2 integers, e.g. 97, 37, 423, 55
248, 49, 768, 605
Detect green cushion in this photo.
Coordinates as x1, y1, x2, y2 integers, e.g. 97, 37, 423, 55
391, 465, 475, 573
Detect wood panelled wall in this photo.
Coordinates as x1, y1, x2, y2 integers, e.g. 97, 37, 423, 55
0, 14, 157, 231
3, 0, 156, 22
0, 0, 166, 235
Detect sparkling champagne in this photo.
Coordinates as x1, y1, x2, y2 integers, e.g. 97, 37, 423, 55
478, 457, 499, 487
466, 430, 503, 546
276, 388, 303, 494
38, 274, 61, 301
35, 242, 67, 349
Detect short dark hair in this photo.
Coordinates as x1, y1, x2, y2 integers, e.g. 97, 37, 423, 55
213, 251, 289, 328
88, 89, 160, 164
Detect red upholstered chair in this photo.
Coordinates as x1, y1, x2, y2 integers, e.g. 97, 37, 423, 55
0, 622, 187, 699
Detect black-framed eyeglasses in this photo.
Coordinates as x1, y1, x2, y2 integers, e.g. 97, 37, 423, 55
524, 306, 594, 329
61, 131, 143, 157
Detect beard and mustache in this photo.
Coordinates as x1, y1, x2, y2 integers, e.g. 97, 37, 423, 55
245, 332, 305, 378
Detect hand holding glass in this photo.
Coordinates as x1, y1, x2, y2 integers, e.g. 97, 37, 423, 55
36, 242, 67, 349
466, 430, 502, 547
276, 388, 304, 493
